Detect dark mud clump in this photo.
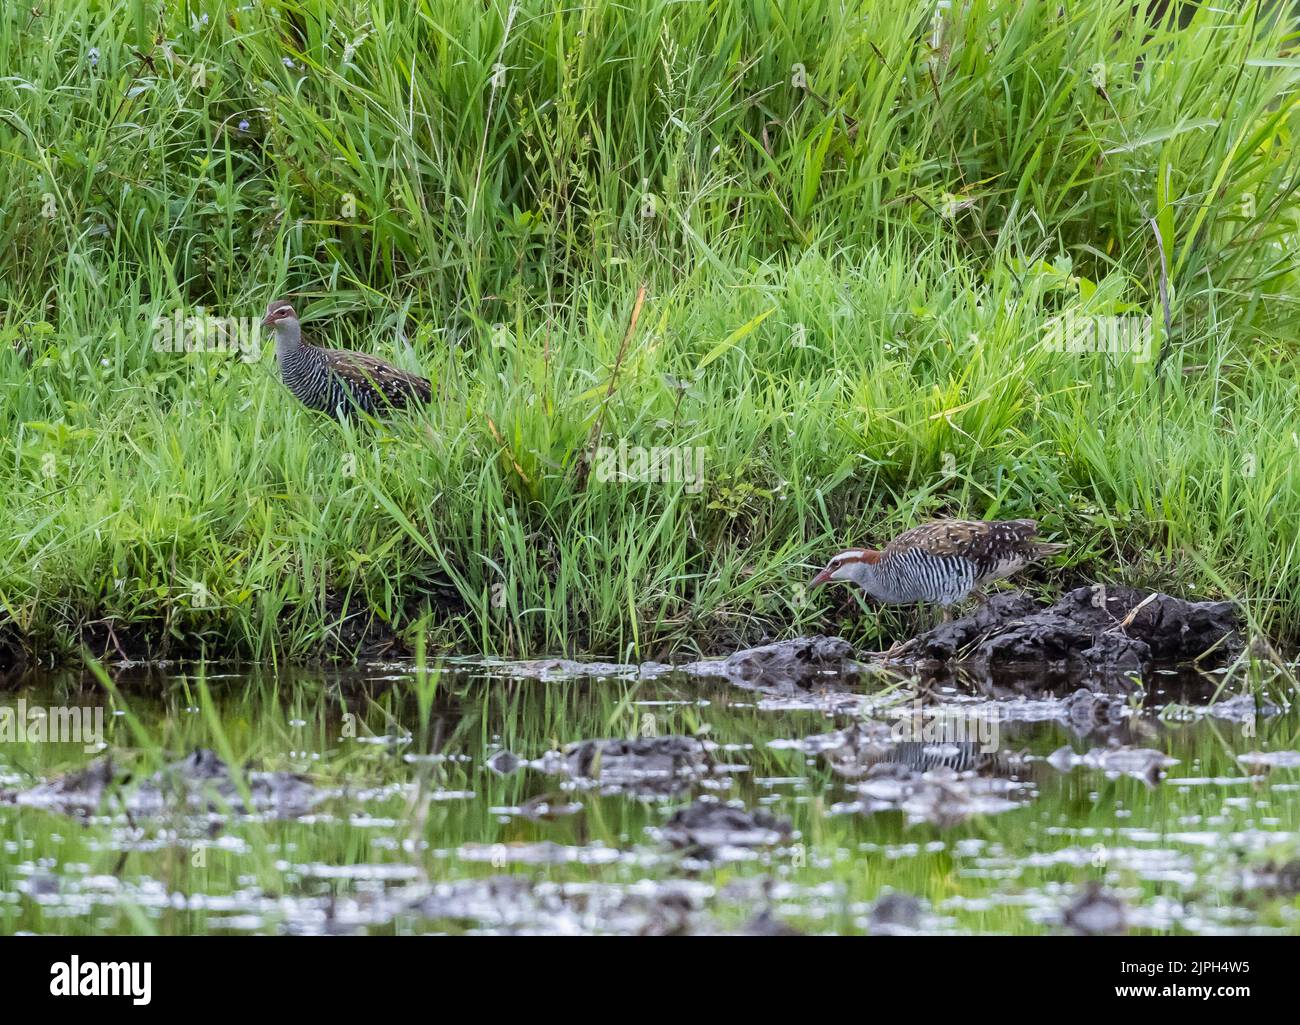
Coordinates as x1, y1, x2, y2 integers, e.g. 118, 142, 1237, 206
3, 749, 325, 819
1062, 882, 1128, 936
910, 586, 1240, 684
681, 635, 863, 692
742, 909, 803, 936
1237, 860, 1300, 899
658, 799, 792, 854
489, 735, 719, 797
562, 736, 711, 793
870, 893, 924, 935
409, 876, 712, 935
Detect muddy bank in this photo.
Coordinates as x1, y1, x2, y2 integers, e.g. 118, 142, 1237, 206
1, 584, 1247, 704
907, 586, 1240, 681
651, 586, 1241, 694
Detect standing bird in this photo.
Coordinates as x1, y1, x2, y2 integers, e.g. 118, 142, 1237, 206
261, 299, 432, 418
809, 519, 1064, 619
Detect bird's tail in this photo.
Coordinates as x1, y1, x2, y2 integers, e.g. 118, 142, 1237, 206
1032, 541, 1067, 558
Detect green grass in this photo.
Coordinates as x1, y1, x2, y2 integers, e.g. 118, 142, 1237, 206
1, 0, 1299, 663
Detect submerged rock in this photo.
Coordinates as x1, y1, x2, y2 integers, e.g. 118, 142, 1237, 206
909, 586, 1239, 686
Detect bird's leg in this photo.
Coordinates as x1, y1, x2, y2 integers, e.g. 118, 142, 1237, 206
863, 609, 915, 662
872, 637, 916, 662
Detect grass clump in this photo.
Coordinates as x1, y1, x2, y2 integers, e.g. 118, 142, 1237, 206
0, 1, 1298, 662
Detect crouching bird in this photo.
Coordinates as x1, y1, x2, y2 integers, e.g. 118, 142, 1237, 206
262, 299, 432, 418
810, 519, 1065, 624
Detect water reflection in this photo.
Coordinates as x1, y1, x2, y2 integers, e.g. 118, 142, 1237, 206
0, 660, 1297, 934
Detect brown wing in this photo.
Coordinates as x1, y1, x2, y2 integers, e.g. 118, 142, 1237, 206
326, 350, 432, 408
885, 519, 1041, 561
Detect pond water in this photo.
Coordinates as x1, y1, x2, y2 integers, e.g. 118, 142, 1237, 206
1, 660, 1297, 935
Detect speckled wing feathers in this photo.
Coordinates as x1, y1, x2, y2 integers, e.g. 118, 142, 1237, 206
885, 519, 1044, 562
323, 349, 433, 411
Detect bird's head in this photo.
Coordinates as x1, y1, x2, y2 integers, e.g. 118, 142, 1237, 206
261, 299, 298, 328
810, 549, 880, 590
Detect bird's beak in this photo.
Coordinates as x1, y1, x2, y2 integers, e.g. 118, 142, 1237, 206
260, 313, 276, 327
809, 566, 834, 590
